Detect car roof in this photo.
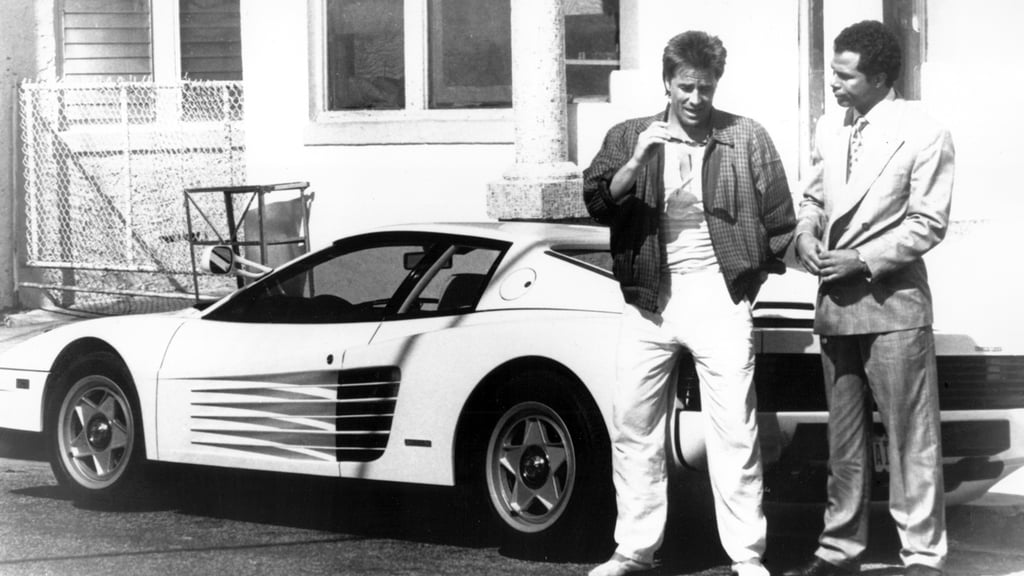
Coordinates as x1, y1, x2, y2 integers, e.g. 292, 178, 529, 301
369, 221, 610, 250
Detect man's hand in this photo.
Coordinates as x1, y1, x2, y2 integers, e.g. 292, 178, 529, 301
795, 233, 824, 276
609, 122, 678, 202
631, 121, 676, 166
818, 249, 870, 283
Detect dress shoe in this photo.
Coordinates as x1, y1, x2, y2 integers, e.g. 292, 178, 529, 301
732, 558, 770, 576
905, 565, 942, 576
781, 556, 856, 576
587, 553, 653, 576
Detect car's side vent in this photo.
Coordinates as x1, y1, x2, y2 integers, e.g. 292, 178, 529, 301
189, 366, 401, 463
335, 366, 402, 462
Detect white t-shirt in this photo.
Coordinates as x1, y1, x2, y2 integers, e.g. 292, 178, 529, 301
660, 141, 719, 274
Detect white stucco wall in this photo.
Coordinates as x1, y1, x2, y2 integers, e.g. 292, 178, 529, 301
1, 1, 57, 309
240, 2, 514, 249
925, 0, 1024, 224
576, 0, 803, 193
921, 0, 1024, 333
234, 0, 1022, 336
0, 0, 1011, 321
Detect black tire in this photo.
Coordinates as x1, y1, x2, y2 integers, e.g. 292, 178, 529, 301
45, 351, 148, 504
464, 370, 614, 561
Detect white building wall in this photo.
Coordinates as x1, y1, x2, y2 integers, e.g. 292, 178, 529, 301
576, 0, 803, 195
0, 1, 57, 309
0, 1, 1014, 314
925, 0, 1024, 224
240, 2, 514, 249
920, 0, 1024, 335
235, 0, 1020, 336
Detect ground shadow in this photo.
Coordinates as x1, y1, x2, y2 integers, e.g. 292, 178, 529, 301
0, 430, 46, 462
156, 464, 499, 549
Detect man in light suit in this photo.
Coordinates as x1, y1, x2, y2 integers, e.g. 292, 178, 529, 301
784, 20, 954, 576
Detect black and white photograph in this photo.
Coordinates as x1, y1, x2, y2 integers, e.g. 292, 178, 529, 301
0, 1, 1021, 575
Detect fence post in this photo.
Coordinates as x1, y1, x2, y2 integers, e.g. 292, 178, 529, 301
121, 83, 134, 269
55, 85, 75, 307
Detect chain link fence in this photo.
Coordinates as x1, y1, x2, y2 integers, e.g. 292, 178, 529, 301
19, 80, 247, 314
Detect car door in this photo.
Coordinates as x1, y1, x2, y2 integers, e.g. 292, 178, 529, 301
155, 234, 445, 477
335, 237, 509, 484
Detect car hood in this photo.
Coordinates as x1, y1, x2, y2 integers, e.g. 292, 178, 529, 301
0, 311, 198, 372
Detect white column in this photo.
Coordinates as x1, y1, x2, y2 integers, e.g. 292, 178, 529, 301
487, 0, 585, 220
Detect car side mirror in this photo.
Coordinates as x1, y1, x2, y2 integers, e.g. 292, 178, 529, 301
201, 245, 273, 278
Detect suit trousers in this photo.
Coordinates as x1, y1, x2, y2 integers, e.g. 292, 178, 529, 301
612, 269, 766, 565
816, 327, 947, 569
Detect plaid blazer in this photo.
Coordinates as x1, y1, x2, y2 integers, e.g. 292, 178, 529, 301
583, 108, 796, 311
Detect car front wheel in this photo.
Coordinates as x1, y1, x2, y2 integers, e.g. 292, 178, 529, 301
46, 352, 147, 503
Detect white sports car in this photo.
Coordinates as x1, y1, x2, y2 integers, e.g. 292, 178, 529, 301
0, 222, 1020, 556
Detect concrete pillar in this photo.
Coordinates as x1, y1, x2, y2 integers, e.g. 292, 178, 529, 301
487, 0, 585, 221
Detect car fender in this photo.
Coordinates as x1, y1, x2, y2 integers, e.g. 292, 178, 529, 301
338, 309, 620, 486
0, 313, 189, 457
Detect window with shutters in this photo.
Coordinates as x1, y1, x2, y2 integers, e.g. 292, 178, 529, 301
56, 0, 242, 82
564, 0, 619, 102
58, 0, 154, 81
179, 0, 242, 81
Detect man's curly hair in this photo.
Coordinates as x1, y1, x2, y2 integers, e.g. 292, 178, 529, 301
663, 30, 727, 81
834, 20, 901, 87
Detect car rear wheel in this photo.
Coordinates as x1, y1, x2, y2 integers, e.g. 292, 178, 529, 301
46, 352, 147, 503
486, 400, 576, 533
467, 371, 613, 560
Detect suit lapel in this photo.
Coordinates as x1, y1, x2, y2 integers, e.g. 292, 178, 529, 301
828, 102, 907, 241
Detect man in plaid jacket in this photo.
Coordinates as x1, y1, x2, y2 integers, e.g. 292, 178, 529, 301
582, 31, 795, 576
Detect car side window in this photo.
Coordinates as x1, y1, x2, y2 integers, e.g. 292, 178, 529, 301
207, 241, 429, 324
401, 245, 502, 315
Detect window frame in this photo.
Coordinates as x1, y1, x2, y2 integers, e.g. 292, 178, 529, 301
798, 0, 925, 180
306, 0, 513, 145
58, 1, 240, 83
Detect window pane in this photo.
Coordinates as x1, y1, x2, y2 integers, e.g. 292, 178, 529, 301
60, 0, 152, 81
309, 244, 416, 312
428, 0, 511, 109
565, 0, 619, 102
180, 0, 243, 81
883, 0, 924, 100
413, 246, 501, 314
210, 241, 427, 324
326, 0, 405, 110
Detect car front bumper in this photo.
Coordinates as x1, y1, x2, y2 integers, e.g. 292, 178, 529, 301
673, 407, 1024, 506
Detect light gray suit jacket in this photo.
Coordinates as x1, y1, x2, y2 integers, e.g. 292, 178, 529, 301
796, 96, 955, 335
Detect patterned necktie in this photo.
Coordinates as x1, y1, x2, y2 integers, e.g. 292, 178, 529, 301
847, 116, 867, 181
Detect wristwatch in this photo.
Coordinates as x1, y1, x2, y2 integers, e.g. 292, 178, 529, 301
854, 250, 872, 280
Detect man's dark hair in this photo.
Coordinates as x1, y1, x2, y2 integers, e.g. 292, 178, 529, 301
834, 20, 901, 87
662, 30, 727, 82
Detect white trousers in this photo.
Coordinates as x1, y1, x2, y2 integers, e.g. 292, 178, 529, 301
612, 270, 766, 565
